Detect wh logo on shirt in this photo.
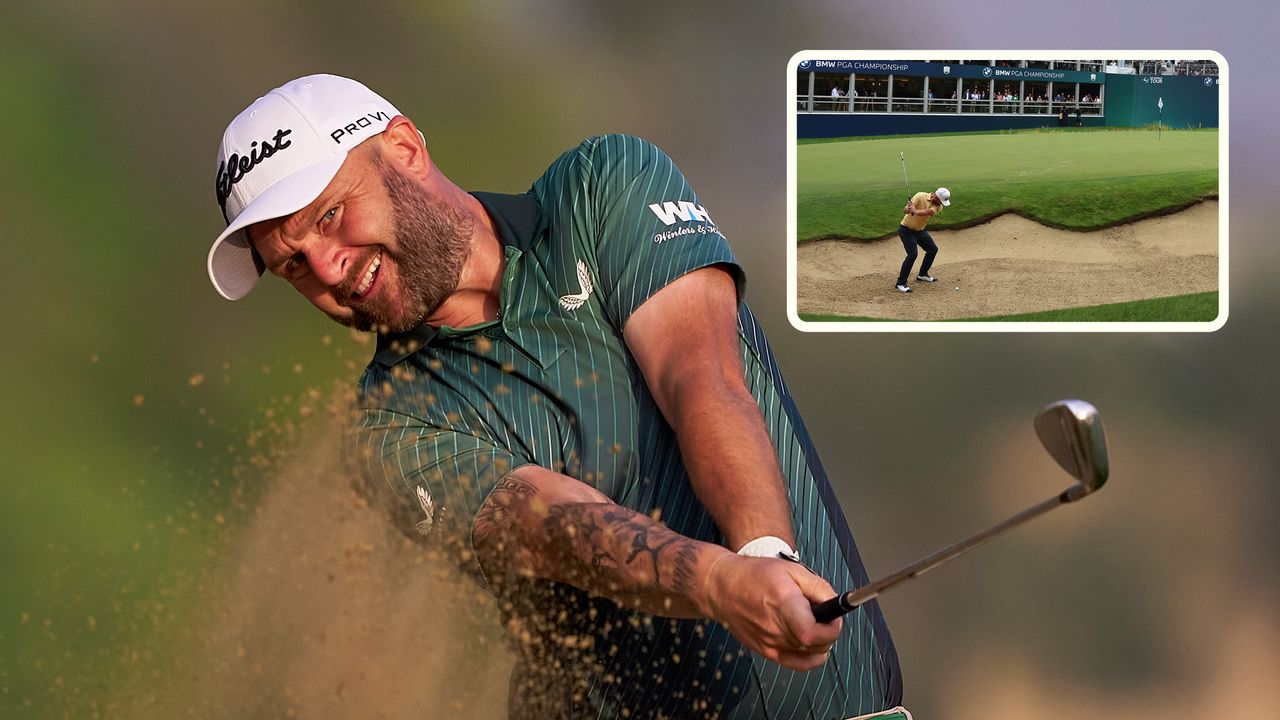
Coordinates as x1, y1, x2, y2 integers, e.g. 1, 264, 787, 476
648, 200, 712, 226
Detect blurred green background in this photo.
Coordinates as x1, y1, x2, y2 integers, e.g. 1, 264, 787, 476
3, 2, 1277, 718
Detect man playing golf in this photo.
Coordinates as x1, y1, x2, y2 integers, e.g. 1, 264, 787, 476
895, 187, 950, 293
207, 74, 903, 719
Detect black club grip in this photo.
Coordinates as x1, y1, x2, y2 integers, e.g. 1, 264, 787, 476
812, 594, 850, 624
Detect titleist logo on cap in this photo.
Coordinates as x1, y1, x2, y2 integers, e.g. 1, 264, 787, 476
207, 75, 403, 301
215, 128, 294, 220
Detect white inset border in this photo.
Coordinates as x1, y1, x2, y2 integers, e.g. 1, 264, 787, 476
786, 49, 1228, 333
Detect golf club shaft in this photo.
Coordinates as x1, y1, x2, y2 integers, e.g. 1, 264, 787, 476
900, 153, 910, 201
812, 487, 1077, 623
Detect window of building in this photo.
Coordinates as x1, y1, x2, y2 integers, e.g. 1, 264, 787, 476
854, 75, 889, 112
1024, 81, 1050, 114
891, 74, 924, 112
928, 77, 959, 112
993, 81, 1021, 113
960, 79, 991, 113
813, 72, 850, 111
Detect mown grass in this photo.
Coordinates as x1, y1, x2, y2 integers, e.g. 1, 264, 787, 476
963, 291, 1220, 322
797, 128, 1218, 241
798, 291, 1219, 323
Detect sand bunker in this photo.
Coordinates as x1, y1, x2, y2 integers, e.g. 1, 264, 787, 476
797, 200, 1219, 320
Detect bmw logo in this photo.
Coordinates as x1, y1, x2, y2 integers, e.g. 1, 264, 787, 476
799, 60, 812, 70
1204, 76, 1213, 86
982, 67, 993, 77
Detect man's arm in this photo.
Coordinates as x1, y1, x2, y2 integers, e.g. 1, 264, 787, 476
473, 464, 842, 671
621, 266, 795, 551
473, 463, 716, 617
355, 403, 837, 667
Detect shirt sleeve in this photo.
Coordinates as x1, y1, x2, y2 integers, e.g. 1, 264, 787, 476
575, 134, 745, 329
349, 406, 524, 581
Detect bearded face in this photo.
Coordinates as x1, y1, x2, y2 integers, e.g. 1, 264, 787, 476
333, 154, 474, 334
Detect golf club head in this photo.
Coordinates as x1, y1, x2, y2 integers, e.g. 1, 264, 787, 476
1034, 399, 1109, 499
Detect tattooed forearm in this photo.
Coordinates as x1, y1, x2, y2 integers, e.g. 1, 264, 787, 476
622, 521, 683, 589
474, 474, 542, 569
474, 475, 539, 534
670, 540, 700, 598
539, 502, 708, 614
473, 469, 725, 618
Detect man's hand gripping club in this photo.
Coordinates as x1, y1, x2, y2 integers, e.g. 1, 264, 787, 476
473, 465, 843, 672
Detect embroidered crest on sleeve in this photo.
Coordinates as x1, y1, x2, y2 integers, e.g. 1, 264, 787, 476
414, 485, 435, 535
558, 259, 594, 311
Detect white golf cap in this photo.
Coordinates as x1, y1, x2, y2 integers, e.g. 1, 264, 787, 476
935, 187, 951, 206
207, 74, 401, 300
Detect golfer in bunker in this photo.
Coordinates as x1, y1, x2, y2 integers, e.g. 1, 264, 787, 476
895, 187, 950, 293
207, 74, 906, 719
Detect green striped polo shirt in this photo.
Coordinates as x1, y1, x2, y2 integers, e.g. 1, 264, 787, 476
351, 134, 901, 719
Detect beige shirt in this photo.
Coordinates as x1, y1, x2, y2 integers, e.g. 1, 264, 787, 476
901, 191, 940, 231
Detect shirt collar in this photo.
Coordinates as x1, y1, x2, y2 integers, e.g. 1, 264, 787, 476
372, 191, 547, 368
471, 191, 547, 252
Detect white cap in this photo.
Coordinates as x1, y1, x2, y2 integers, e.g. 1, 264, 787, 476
935, 187, 951, 206
208, 74, 401, 300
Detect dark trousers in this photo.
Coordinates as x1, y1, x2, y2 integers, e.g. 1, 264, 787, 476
897, 224, 938, 285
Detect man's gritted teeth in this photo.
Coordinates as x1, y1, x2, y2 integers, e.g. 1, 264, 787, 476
347, 250, 384, 303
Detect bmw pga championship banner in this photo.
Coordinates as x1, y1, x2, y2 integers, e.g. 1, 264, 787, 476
799, 60, 1104, 83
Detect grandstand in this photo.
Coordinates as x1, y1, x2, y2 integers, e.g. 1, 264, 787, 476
796, 58, 1221, 138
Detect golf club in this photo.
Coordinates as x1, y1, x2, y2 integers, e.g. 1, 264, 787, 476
812, 399, 1109, 624
900, 152, 910, 202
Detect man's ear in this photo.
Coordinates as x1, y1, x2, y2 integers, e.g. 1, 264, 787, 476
378, 116, 432, 180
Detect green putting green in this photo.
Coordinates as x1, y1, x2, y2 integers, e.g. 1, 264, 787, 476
797, 128, 1218, 241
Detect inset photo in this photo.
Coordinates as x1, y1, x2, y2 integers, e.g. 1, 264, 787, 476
787, 52, 1226, 331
